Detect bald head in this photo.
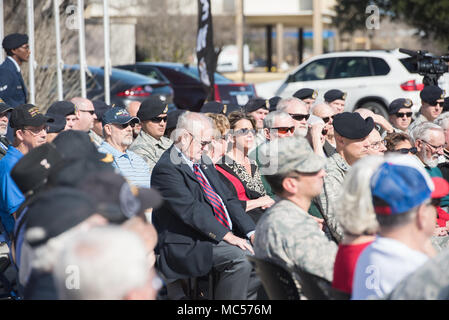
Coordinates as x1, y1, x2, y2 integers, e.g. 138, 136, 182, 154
127, 101, 141, 117
312, 103, 334, 118
354, 108, 375, 120
71, 97, 96, 132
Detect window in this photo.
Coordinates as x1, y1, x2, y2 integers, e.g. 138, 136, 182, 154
291, 58, 334, 82
327, 57, 372, 79
371, 58, 391, 75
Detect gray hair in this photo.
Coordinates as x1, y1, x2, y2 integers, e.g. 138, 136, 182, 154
263, 110, 293, 129
434, 112, 449, 130
335, 155, 383, 236
53, 226, 150, 300
173, 111, 214, 141
409, 121, 443, 144
276, 97, 306, 112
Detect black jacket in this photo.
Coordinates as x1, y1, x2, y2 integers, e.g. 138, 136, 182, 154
151, 146, 255, 279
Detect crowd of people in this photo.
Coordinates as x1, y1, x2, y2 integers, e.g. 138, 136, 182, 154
2, 32, 449, 300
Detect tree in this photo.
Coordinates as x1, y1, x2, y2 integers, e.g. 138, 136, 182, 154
333, 0, 449, 47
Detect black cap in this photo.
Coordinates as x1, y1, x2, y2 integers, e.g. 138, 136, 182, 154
244, 98, 269, 113
268, 96, 282, 112
200, 101, 227, 114
166, 109, 185, 131
52, 130, 108, 161
0, 98, 13, 114
10, 104, 53, 129
47, 101, 76, 117
137, 96, 169, 121
324, 89, 346, 103
45, 113, 66, 133
10, 143, 63, 195
102, 107, 140, 126
24, 187, 98, 247
444, 97, 449, 113
77, 170, 163, 223
92, 100, 111, 121
388, 98, 413, 115
293, 88, 317, 100
2, 33, 28, 50
420, 85, 445, 105
333, 112, 374, 139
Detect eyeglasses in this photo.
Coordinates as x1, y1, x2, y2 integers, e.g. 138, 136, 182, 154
149, 116, 167, 123
79, 109, 96, 116
431, 198, 441, 208
395, 147, 418, 154
289, 113, 310, 121
113, 122, 136, 129
22, 126, 48, 135
395, 112, 413, 118
271, 126, 295, 135
420, 139, 444, 152
369, 140, 387, 150
321, 115, 335, 124
234, 128, 256, 136
188, 132, 211, 148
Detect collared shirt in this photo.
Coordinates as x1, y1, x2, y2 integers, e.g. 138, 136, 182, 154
7, 56, 20, 72
129, 130, 173, 173
98, 141, 151, 189
0, 146, 24, 234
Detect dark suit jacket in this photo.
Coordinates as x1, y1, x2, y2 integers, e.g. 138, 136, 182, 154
0, 58, 27, 107
151, 146, 256, 279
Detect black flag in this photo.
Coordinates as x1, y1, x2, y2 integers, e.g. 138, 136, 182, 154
196, 0, 215, 101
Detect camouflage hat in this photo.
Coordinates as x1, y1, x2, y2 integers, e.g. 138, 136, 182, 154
264, 136, 327, 174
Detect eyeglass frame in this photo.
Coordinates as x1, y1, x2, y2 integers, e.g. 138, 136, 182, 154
419, 139, 445, 152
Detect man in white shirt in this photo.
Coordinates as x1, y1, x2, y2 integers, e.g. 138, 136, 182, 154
352, 155, 449, 299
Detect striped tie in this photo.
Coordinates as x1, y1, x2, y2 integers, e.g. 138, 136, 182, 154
193, 164, 230, 229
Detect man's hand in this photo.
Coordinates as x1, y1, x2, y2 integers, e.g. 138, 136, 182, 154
223, 232, 255, 254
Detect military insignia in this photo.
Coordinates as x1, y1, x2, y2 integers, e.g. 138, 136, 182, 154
40, 159, 50, 170
163, 105, 168, 113
342, 92, 347, 100
29, 106, 42, 117
312, 91, 318, 99
265, 100, 270, 108
404, 99, 412, 107
223, 104, 227, 114
111, 104, 116, 108
0, 98, 4, 103
441, 90, 446, 98
101, 153, 114, 163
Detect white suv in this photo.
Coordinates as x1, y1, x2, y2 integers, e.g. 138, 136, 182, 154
256, 49, 448, 117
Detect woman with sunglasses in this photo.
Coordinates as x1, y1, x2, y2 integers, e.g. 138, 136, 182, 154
215, 111, 274, 223
384, 132, 417, 155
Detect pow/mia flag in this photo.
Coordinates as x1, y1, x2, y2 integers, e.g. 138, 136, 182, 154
196, 0, 215, 101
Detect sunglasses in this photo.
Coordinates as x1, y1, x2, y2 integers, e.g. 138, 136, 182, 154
234, 128, 256, 136
115, 122, 136, 129
271, 126, 295, 135
79, 109, 96, 115
289, 113, 310, 121
149, 116, 167, 123
395, 112, 413, 118
395, 147, 417, 154
321, 115, 335, 124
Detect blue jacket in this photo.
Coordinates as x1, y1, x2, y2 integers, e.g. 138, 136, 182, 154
0, 57, 27, 107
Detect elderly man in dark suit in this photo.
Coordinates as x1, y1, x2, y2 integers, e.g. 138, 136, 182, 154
151, 111, 260, 300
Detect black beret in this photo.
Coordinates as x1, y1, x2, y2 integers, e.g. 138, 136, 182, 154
333, 112, 374, 139
45, 113, 66, 133
420, 85, 445, 105
200, 101, 227, 114
25, 187, 98, 247
388, 98, 413, 115
47, 101, 76, 117
324, 89, 346, 103
293, 88, 317, 100
2, 33, 28, 50
92, 100, 111, 121
268, 96, 282, 112
444, 97, 449, 112
244, 98, 269, 113
10, 104, 53, 129
11, 143, 63, 195
137, 96, 169, 121
166, 109, 185, 130
0, 98, 12, 114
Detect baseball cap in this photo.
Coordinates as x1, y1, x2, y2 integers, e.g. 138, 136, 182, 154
333, 112, 374, 139
45, 113, 66, 134
137, 96, 169, 121
103, 107, 140, 126
0, 98, 12, 114
47, 101, 76, 117
2, 33, 28, 50
371, 155, 449, 215
324, 89, 346, 103
10, 104, 53, 129
420, 85, 445, 105
388, 98, 413, 115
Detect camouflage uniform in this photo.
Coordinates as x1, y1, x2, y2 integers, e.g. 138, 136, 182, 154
387, 247, 449, 300
129, 130, 172, 173
318, 152, 349, 243
254, 199, 338, 283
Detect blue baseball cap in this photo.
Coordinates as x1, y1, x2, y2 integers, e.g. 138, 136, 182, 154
371, 155, 449, 215
102, 107, 139, 126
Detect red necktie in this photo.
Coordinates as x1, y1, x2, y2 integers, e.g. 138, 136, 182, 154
193, 164, 230, 229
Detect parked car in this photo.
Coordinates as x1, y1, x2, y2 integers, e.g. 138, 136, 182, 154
56, 65, 175, 110
256, 49, 447, 118
115, 62, 257, 112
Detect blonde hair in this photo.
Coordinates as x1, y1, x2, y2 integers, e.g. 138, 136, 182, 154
205, 113, 230, 138
335, 155, 383, 236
